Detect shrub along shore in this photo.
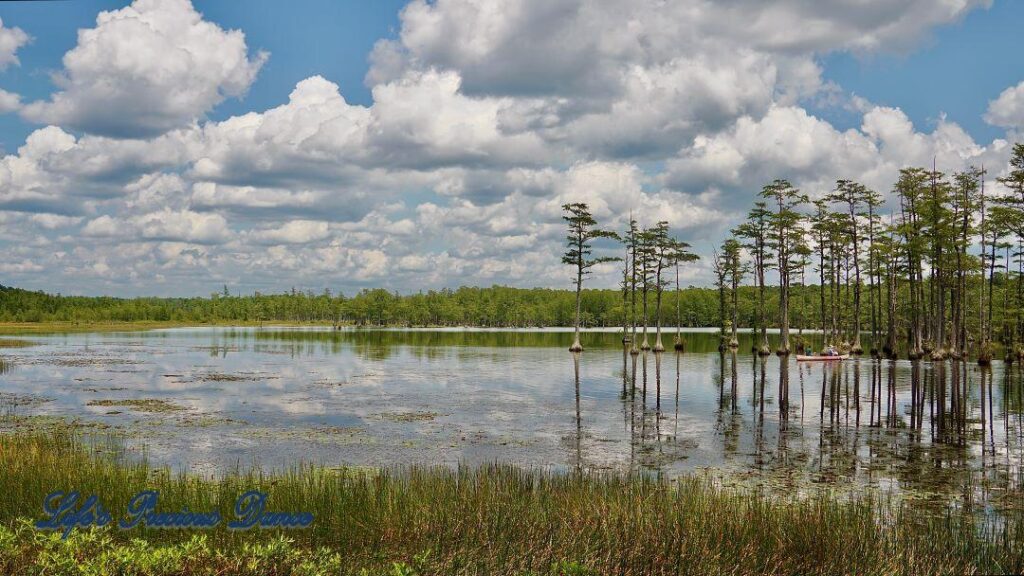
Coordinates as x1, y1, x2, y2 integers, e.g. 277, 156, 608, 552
0, 432, 1021, 576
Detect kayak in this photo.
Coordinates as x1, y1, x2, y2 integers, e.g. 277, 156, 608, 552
796, 354, 849, 361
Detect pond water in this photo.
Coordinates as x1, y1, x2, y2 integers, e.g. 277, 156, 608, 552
1, 327, 1022, 503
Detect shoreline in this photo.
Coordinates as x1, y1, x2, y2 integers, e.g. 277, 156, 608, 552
0, 320, 832, 335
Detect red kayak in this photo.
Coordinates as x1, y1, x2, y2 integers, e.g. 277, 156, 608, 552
796, 354, 849, 361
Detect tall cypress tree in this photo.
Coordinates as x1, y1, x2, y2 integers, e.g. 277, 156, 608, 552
562, 203, 620, 352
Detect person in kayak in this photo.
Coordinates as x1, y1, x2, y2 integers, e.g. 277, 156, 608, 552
824, 345, 838, 357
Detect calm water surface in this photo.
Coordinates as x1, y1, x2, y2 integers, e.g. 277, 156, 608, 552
1, 327, 1022, 501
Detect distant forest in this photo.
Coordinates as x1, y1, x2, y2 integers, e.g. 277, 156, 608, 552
0, 283, 719, 327
0, 279, 1018, 337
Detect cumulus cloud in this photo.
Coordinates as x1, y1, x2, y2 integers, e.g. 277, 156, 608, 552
0, 17, 29, 70
30, 213, 83, 230
0, 89, 20, 114
665, 104, 995, 212
253, 220, 331, 245
986, 81, 1024, 129
371, 0, 987, 93
191, 76, 370, 185
21, 0, 266, 138
192, 71, 549, 188
0, 126, 78, 213
0, 125, 198, 214
84, 209, 230, 244
190, 182, 322, 212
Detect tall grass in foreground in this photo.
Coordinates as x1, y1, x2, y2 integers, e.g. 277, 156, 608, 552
0, 432, 1022, 576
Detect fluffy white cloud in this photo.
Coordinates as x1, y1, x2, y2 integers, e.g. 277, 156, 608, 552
192, 71, 549, 189
0, 127, 77, 212
84, 209, 230, 244
0, 125, 199, 213
368, 69, 549, 168
190, 182, 322, 211
666, 105, 995, 209
0, 17, 29, 70
254, 220, 331, 245
191, 75, 370, 185
372, 0, 987, 93
0, 89, 20, 114
30, 213, 83, 230
986, 81, 1024, 129
0, 259, 43, 274
21, 0, 266, 138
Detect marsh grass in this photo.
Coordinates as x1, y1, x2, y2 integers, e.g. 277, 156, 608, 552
1, 431, 1022, 575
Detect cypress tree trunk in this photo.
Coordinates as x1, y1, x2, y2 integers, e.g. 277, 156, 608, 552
885, 255, 898, 359
630, 242, 639, 355
819, 243, 827, 352
621, 247, 631, 345
776, 195, 791, 356
868, 206, 879, 356
640, 282, 650, 351
675, 265, 684, 351
654, 263, 665, 352
757, 242, 770, 356
570, 247, 584, 352
730, 273, 739, 349
848, 199, 864, 354
979, 176, 993, 364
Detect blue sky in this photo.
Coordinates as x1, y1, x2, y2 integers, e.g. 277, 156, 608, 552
819, 0, 1024, 142
0, 0, 1021, 296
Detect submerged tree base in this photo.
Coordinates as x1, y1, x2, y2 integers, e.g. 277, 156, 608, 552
978, 343, 994, 366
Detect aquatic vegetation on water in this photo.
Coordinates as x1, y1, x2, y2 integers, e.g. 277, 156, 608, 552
196, 371, 277, 382
376, 411, 439, 422
0, 431, 1022, 575
86, 399, 188, 413
0, 392, 51, 409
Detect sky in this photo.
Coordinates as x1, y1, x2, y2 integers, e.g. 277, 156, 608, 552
0, 0, 1022, 297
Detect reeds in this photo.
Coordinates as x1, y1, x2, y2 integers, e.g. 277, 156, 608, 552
1, 431, 1021, 575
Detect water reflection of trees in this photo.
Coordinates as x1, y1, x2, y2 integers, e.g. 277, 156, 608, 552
250, 329, 760, 356
177, 326, 1023, 502
612, 350, 697, 470
611, 351, 1022, 504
